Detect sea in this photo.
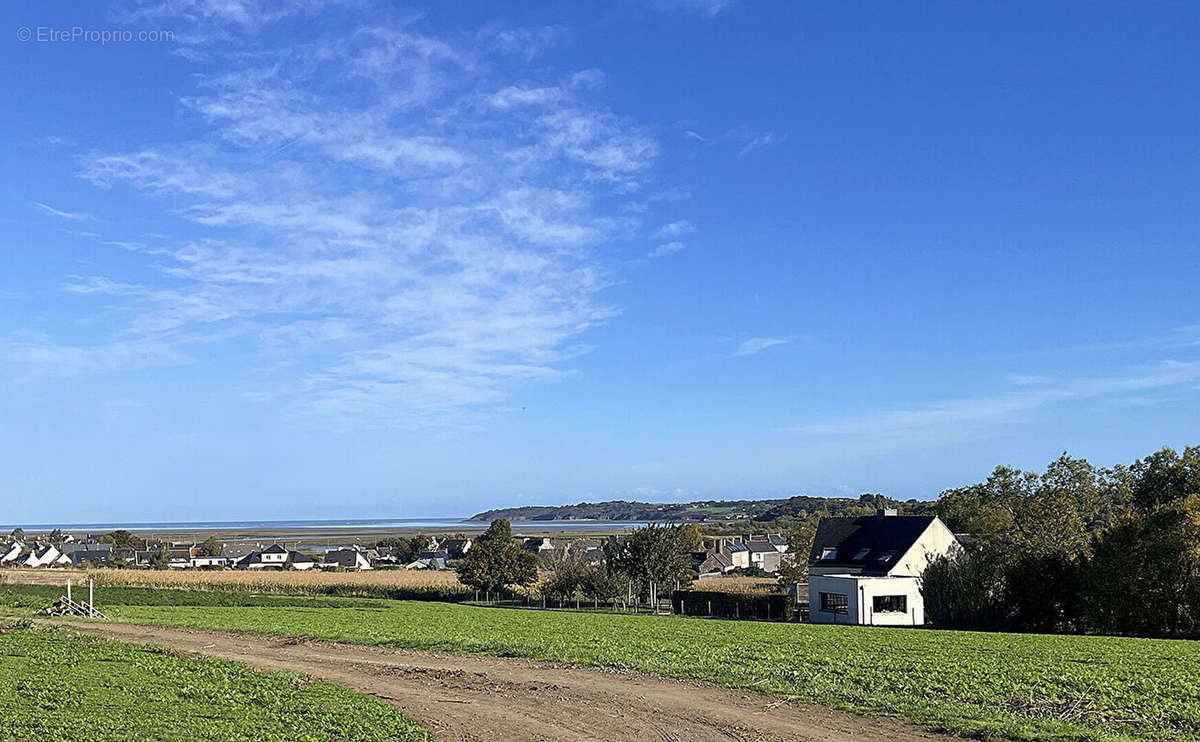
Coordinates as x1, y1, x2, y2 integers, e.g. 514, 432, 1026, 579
1, 517, 654, 534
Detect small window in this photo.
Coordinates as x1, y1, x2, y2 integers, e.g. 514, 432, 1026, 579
853, 548, 870, 561
820, 592, 848, 614
820, 547, 837, 560
878, 550, 897, 564
873, 595, 907, 613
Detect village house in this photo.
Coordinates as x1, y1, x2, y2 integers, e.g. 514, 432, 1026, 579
438, 538, 473, 559
695, 535, 786, 577
0, 542, 24, 564
807, 510, 960, 627
522, 537, 556, 553
406, 551, 448, 570
323, 546, 373, 571
59, 542, 113, 557
189, 554, 234, 569
20, 544, 71, 568
69, 549, 118, 567
235, 544, 316, 570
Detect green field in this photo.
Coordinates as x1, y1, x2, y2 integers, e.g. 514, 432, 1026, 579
19, 590, 1189, 742
0, 622, 428, 742
4, 584, 1196, 741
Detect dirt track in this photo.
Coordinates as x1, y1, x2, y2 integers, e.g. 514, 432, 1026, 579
66, 622, 965, 742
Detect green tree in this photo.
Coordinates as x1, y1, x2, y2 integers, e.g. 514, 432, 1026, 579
922, 547, 1010, 630
9, 528, 24, 543
456, 520, 537, 594
147, 546, 172, 570
776, 518, 820, 584
605, 524, 697, 600
1130, 446, 1200, 511
375, 535, 424, 563
197, 536, 223, 557
541, 554, 585, 601
579, 563, 623, 604
98, 530, 146, 550
1085, 496, 1200, 637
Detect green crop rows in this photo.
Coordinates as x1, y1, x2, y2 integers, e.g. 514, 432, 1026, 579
0, 623, 428, 742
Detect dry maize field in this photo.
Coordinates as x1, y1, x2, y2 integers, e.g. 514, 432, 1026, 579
0, 568, 464, 596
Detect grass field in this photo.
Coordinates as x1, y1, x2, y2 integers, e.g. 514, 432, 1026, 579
0, 622, 428, 742
16, 589, 1188, 742
4, 584, 1196, 741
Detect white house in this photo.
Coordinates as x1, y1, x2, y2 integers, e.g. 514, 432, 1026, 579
190, 555, 234, 569
0, 542, 24, 564
234, 545, 316, 570
807, 510, 959, 627
20, 545, 70, 568
322, 547, 373, 571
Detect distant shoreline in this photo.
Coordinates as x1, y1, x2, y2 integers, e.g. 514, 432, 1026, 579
0, 518, 657, 543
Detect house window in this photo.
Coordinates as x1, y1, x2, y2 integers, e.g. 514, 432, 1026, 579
878, 550, 897, 564
873, 595, 907, 613
853, 548, 870, 561
820, 592, 848, 614
820, 547, 837, 560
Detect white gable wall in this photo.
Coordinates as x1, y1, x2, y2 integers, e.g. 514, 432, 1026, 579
890, 518, 960, 577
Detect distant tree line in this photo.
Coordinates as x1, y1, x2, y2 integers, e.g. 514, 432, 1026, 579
925, 446, 1200, 638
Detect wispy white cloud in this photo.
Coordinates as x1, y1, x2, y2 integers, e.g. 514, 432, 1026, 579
734, 336, 794, 357
681, 125, 779, 155
647, 241, 684, 259
118, 0, 335, 31
787, 360, 1200, 444
727, 126, 779, 156
0, 335, 191, 378
16, 9, 670, 430
639, 0, 731, 18
654, 219, 695, 239
32, 201, 93, 221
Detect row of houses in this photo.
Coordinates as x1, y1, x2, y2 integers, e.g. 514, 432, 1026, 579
1, 542, 72, 567
1, 539, 382, 572
694, 534, 791, 577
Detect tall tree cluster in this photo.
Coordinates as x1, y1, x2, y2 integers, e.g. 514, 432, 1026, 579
456, 519, 538, 594
603, 523, 701, 601
925, 446, 1200, 637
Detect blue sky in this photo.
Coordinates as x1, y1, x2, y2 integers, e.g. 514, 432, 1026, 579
2, 1, 1198, 522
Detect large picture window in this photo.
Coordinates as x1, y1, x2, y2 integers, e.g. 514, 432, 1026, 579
820, 592, 848, 614
873, 594, 907, 613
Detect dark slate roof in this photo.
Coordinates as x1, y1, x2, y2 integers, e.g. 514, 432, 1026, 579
287, 551, 314, 563
746, 541, 778, 554
808, 515, 936, 575
323, 550, 363, 567
697, 551, 733, 572
263, 544, 288, 554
